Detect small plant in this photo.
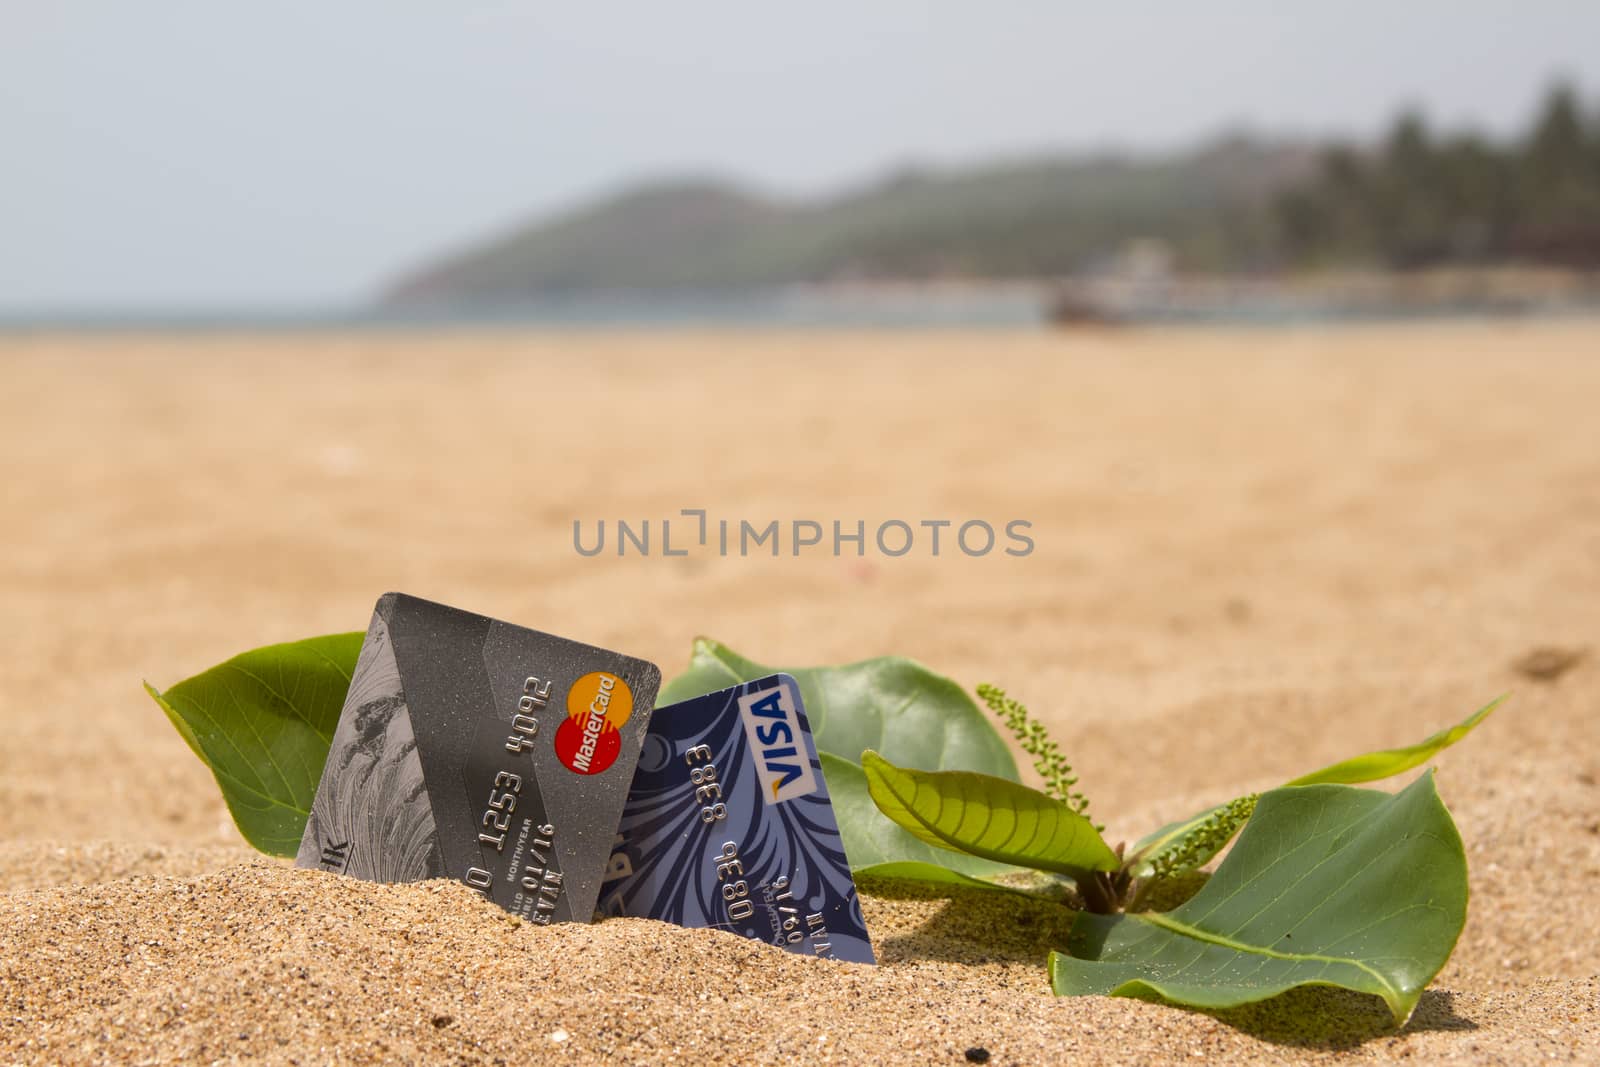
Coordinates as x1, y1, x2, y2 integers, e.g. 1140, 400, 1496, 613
151, 633, 1499, 1027
859, 689, 1497, 1024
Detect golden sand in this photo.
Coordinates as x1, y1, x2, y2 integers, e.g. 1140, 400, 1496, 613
2, 323, 1597, 1063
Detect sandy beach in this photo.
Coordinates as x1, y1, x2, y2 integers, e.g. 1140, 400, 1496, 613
1, 323, 1596, 1064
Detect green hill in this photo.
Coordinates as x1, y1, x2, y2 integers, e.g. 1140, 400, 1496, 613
383, 86, 1600, 305
382, 139, 1316, 304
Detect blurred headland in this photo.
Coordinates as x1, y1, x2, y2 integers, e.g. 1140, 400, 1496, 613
382, 85, 1600, 328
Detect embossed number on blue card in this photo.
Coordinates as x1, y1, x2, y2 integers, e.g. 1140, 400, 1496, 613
599, 674, 876, 964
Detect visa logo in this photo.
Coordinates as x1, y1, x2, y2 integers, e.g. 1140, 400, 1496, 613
737, 680, 820, 805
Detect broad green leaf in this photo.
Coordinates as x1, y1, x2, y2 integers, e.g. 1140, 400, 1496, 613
1286, 696, 1504, 786
820, 753, 1019, 883
861, 751, 1119, 876
1052, 774, 1467, 1025
145, 632, 363, 856
660, 638, 1019, 779
1131, 698, 1501, 878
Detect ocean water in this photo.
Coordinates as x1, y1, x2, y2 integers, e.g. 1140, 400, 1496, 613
0, 290, 1047, 332
4, 285, 1597, 332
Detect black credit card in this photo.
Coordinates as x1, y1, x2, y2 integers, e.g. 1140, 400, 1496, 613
295, 592, 660, 924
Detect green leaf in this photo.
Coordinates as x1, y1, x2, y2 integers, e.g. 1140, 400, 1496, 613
660, 638, 1019, 779
820, 754, 1019, 883
145, 632, 363, 856
1285, 695, 1505, 786
1052, 774, 1468, 1025
1131, 697, 1502, 878
861, 751, 1119, 876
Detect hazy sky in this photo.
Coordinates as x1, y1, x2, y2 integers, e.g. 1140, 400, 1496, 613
3, 3, 1597, 310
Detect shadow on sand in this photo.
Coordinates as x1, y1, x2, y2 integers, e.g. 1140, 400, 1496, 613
870, 886, 1478, 1049
864, 878, 1077, 970
1201, 986, 1477, 1049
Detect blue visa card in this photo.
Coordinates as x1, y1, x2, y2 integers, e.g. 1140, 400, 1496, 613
598, 674, 876, 964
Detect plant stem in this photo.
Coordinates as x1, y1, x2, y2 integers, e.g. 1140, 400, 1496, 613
1074, 871, 1122, 914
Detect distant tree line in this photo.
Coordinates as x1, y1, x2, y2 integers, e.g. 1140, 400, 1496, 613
1275, 84, 1600, 269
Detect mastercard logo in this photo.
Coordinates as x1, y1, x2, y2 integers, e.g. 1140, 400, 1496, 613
554, 671, 634, 775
